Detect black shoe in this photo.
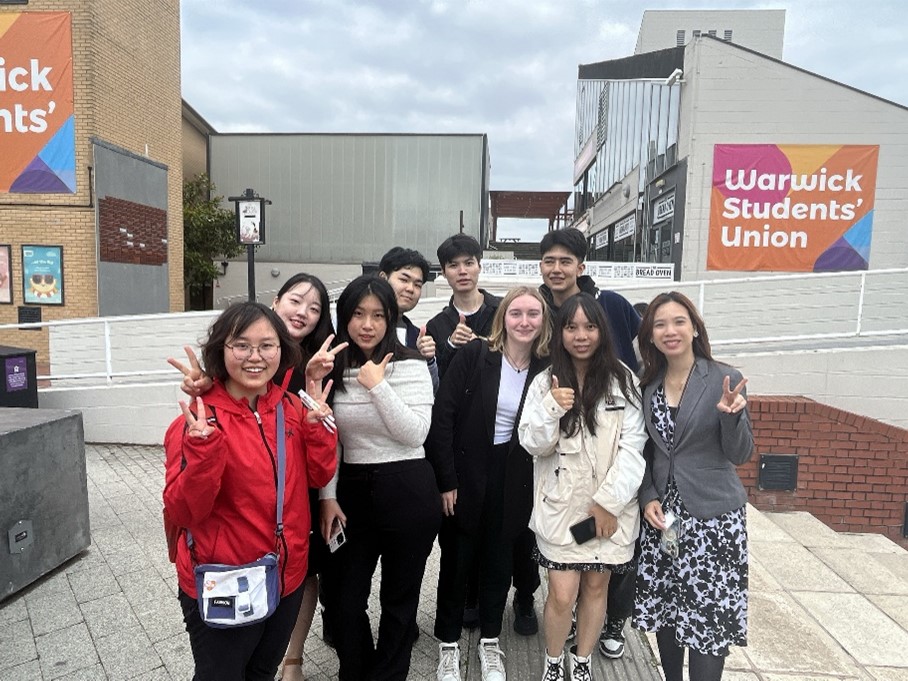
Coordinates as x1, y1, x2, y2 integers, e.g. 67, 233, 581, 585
512, 596, 539, 635
462, 605, 480, 630
597, 617, 626, 659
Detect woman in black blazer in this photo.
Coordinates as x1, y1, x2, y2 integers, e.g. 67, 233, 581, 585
428, 286, 551, 681
633, 291, 753, 681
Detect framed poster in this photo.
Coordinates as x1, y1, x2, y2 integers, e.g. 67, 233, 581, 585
0, 245, 11, 304
22, 245, 64, 305
236, 198, 265, 245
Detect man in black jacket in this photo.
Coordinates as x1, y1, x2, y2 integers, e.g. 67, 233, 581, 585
425, 234, 500, 379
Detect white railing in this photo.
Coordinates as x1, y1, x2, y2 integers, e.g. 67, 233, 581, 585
1, 268, 906, 387
215, 278, 352, 308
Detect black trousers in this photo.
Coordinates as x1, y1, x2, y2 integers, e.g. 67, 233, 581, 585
606, 537, 641, 621
435, 443, 518, 642
179, 584, 304, 681
333, 459, 442, 681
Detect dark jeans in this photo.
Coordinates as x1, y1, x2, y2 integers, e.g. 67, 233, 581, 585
333, 459, 441, 681
179, 585, 304, 681
435, 443, 517, 641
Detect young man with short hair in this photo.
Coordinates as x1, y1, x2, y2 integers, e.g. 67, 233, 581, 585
538, 227, 641, 658
378, 246, 439, 391
425, 234, 500, 378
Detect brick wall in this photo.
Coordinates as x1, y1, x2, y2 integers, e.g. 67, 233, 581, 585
744, 396, 908, 545
98, 197, 167, 265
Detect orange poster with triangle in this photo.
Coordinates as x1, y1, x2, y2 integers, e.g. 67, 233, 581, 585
0, 12, 75, 193
707, 144, 879, 272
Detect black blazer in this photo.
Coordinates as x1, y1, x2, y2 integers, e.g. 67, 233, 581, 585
426, 339, 549, 538
639, 357, 754, 520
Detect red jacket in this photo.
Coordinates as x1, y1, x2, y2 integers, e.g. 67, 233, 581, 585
163, 380, 336, 598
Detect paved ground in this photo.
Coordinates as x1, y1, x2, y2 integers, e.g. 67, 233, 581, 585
0, 444, 661, 680
3, 443, 907, 680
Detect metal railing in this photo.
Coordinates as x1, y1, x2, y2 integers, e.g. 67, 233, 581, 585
1, 268, 906, 386
215, 278, 352, 308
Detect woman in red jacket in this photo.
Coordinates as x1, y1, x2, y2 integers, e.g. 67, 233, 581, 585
164, 302, 337, 681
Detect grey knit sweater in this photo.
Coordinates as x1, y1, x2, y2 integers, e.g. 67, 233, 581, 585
320, 358, 434, 499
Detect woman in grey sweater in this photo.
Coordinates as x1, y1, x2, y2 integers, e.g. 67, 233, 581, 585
319, 275, 440, 681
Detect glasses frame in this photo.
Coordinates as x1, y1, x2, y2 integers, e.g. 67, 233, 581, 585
224, 341, 281, 361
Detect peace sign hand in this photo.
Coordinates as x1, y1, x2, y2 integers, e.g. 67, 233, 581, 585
550, 375, 575, 411
167, 346, 212, 397
305, 334, 350, 382
357, 353, 392, 390
305, 378, 335, 426
179, 396, 214, 439
717, 375, 748, 414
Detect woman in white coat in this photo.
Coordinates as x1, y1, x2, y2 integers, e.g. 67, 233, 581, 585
519, 294, 647, 681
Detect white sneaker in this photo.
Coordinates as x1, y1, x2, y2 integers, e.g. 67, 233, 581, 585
477, 637, 506, 681
437, 642, 462, 681
541, 652, 565, 681
567, 646, 592, 681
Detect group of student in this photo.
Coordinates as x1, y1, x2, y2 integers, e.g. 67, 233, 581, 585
163, 227, 754, 681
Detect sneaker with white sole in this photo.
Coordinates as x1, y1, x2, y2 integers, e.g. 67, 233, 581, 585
437, 642, 461, 681
477, 637, 506, 681
567, 645, 592, 681
598, 616, 626, 658
540, 652, 565, 681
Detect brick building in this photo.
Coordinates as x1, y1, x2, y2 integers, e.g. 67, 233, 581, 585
0, 0, 183, 362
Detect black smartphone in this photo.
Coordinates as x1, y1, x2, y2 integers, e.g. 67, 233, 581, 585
569, 516, 597, 544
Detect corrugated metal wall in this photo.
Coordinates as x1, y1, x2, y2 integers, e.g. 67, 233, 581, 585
209, 134, 488, 264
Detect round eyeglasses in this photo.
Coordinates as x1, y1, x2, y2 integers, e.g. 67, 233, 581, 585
225, 341, 280, 360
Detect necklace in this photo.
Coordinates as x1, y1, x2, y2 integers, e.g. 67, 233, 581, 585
503, 347, 530, 373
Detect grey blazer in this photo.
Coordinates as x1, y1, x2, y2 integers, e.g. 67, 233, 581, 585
639, 357, 754, 520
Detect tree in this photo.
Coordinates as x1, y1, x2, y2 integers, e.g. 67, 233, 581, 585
182, 173, 243, 307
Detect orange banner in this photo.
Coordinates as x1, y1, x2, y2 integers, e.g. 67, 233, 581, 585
0, 12, 75, 193
707, 144, 879, 271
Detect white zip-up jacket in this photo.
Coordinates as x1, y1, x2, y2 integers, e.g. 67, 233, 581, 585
518, 367, 647, 565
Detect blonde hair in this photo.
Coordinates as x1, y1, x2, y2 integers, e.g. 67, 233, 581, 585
488, 286, 551, 358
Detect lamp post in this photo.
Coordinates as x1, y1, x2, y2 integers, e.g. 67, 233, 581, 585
228, 188, 271, 302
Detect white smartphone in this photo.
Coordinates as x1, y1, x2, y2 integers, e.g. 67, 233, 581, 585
328, 519, 346, 553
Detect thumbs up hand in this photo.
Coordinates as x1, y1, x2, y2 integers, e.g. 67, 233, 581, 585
550, 375, 575, 411
416, 326, 436, 360
448, 313, 475, 347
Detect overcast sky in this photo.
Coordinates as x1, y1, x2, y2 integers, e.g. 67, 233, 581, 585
181, 0, 906, 240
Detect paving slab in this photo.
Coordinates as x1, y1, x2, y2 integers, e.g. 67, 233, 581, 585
762, 675, 868, 681
870, 552, 908, 585
93, 623, 163, 679
747, 589, 862, 676
866, 668, 908, 680
746, 504, 798, 543
26, 589, 84, 636
811, 547, 908, 596
80, 593, 141, 640
841, 533, 907, 554
792, 591, 908, 668
1, 659, 44, 681
35, 622, 99, 680
867, 594, 908, 630
749, 553, 785, 593
762, 512, 851, 549
0, 619, 38, 669
749, 541, 855, 593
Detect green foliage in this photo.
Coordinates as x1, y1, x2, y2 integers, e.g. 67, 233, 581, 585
182, 173, 243, 289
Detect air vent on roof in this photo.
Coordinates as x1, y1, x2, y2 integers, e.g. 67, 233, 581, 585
707, 29, 717, 37
724, 29, 733, 41
692, 29, 701, 38
676, 30, 685, 46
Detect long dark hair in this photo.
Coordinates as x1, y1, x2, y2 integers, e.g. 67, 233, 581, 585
330, 275, 419, 393
274, 272, 335, 364
201, 302, 301, 385
638, 291, 714, 387
550, 294, 637, 437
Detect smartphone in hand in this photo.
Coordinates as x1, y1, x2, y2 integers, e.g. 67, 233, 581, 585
328, 519, 346, 553
569, 516, 597, 544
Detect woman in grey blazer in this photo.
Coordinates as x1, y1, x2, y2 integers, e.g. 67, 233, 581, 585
633, 291, 753, 681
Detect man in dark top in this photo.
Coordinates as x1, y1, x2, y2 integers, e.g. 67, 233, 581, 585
378, 246, 439, 391
425, 234, 501, 379
538, 227, 642, 658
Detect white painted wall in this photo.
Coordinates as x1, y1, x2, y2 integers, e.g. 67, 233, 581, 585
635, 9, 785, 59
679, 37, 908, 280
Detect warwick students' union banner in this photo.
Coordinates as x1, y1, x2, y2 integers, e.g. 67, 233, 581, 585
708, 144, 879, 272
0, 12, 75, 193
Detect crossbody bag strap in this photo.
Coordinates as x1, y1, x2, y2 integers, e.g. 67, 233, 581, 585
275, 401, 286, 542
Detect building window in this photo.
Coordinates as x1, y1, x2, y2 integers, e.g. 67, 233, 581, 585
676, 30, 685, 46
724, 29, 733, 41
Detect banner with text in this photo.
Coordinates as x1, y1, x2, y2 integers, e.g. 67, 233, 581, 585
708, 144, 878, 271
0, 12, 75, 193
